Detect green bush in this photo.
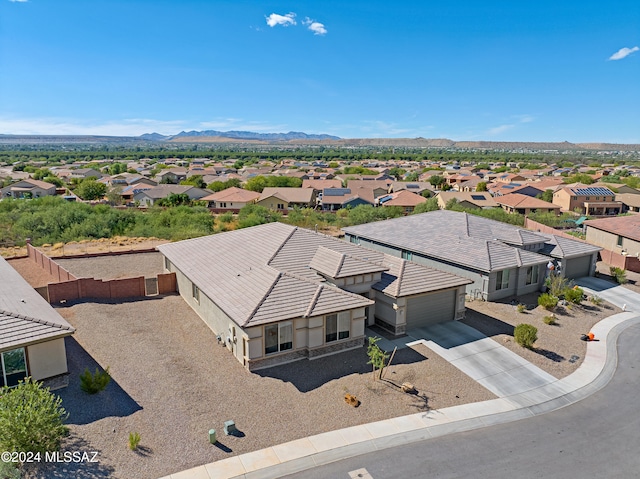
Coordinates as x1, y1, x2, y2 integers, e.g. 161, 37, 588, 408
514, 324, 538, 349
516, 303, 526, 313
0, 378, 69, 456
80, 367, 111, 394
538, 293, 559, 310
218, 212, 234, 223
610, 267, 628, 284
543, 315, 557, 325
128, 432, 141, 451
0, 459, 20, 479
564, 287, 584, 304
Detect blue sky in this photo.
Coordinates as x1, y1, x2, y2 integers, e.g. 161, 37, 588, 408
1, 0, 638, 142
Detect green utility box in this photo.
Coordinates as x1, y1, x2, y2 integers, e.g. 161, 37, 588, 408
209, 429, 217, 444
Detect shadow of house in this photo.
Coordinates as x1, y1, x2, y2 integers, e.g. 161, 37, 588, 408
57, 337, 142, 425
26, 434, 115, 479
256, 344, 428, 393
461, 310, 515, 338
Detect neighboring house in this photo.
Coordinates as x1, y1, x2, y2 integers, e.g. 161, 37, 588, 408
488, 182, 545, 198
256, 187, 316, 212
616, 193, 640, 213
302, 179, 343, 190
584, 215, 640, 257
1, 179, 57, 199
346, 180, 392, 198
391, 181, 434, 196
69, 168, 103, 180
154, 168, 188, 184
455, 177, 485, 192
343, 210, 601, 301
552, 185, 622, 215
158, 222, 470, 369
120, 184, 154, 203
320, 187, 375, 211
494, 173, 527, 183
133, 185, 212, 206
435, 191, 498, 209
376, 190, 427, 213
102, 173, 157, 188
201, 187, 260, 211
494, 193, 562, 215
0, 256, 75, 387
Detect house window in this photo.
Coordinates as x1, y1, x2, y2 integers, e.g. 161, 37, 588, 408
349, 236, 360, 245
264, 322, 293, 355
496, 269, 510, 290
0, 348, 28, 388
277, 203, 285, 210
192, 283, 200, 303
164, 257, 171, 270
525, 265, 539, 285
325, 311, 350, 343
585, 197, 590, 201
617, 236, 623, 247
401, 250, 413, 260
219, 202, 227, 208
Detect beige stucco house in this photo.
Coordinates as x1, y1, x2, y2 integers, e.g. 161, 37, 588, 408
0, 257, 75, 387
201, 187, 260, 211
553, 185, 622, 215
1, 179, 57, 199
158, 222, 470, 370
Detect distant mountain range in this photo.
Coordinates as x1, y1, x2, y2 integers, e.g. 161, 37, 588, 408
139, 130, 341, 141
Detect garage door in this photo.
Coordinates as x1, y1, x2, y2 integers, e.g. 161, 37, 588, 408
406, 289, 456, 329
563, 255, 591, 279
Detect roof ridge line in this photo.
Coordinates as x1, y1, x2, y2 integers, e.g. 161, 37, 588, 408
244, 271, 283, 325
396, 259, 407, 296
266, 225, 298, 265
304, 284, 324, 318
335, 250, 347, 277
552, 235, 567, 257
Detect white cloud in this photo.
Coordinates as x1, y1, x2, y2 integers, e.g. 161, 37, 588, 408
609, 46, 639, 60
0, 117, 190, 136
9, 0, 29, 3
303, 18, 327, 36
265, 12, 296, 28
487, 114, 534, 137
199, 118, 288, 132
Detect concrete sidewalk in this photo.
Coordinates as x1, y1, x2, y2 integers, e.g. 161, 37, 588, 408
161, 282, 640, 479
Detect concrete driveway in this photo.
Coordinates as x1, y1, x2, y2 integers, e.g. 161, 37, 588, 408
406, 321, 560, 400
577, 276, 640, 311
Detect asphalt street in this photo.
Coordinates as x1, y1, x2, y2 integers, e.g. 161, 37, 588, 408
283, 322, 640, 479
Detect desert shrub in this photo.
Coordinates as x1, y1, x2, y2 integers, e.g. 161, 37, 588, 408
545, 272, 572, 297
80, 367, 111, 394
610, 267, 628, 284
590, 295, 603, 306
514, 324, 538, 349
516, 303, 526, 313
564, 287, 584, 304
538, 293, 559, 311
218, 212, 233, 223
543, 315, 557, 325
128, 432, 141, 451
0, 459, 20, 479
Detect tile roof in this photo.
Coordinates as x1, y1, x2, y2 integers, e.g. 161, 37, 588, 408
378, 190, 427, 207
494, 193, 561, 209
159, 222, 468, 326
258, 187, 315, 204
201, 186, 260, 203
342, 210, 590, 272
584, 215, 640, 241
537, 234, 601, 258
302, 179, 343, 190
309, 246, 388, 279
436, 191, 499, 208
0, 257, 75, 351
373, 256, 471, 297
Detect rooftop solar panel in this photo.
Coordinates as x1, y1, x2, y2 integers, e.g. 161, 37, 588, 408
323, 188, 351, 196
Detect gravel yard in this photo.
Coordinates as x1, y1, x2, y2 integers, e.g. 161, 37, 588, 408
463, 291, 620, 378
55, 252, 164, 280
40, 296, 495, 479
